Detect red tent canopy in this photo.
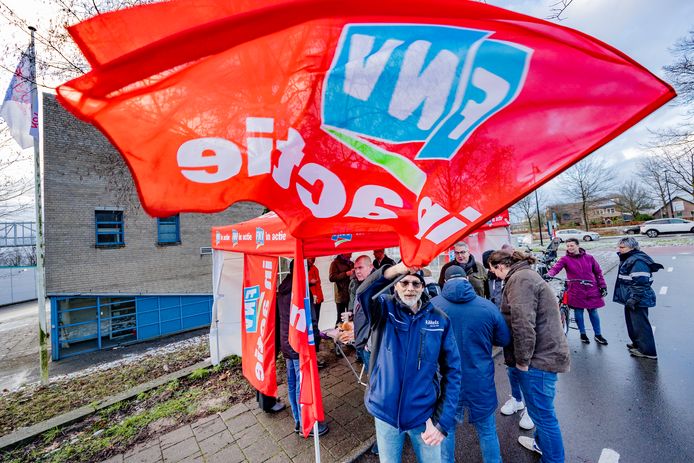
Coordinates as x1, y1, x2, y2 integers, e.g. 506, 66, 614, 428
211, 211, 401, 257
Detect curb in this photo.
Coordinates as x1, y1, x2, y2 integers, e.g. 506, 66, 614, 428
0, 359, 211, 450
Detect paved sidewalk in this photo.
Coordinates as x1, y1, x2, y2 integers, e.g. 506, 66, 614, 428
100, 351, 375, 463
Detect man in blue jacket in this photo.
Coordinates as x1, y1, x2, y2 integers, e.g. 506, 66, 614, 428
357, 262, 462, 463
433, 265, 511, 463
614, 237, 663, 359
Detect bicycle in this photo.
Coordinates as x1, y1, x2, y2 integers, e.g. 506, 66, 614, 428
544, 276, 593, 335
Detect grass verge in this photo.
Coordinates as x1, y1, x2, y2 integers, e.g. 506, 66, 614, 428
1, 356, 263, 463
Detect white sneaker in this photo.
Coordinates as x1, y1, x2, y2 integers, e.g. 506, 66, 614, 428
519, 410, 535, 430
518, 436, 542, 455
500, 397, 524, 415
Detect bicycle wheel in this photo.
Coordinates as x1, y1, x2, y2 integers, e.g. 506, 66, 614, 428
560, 305, 570, 335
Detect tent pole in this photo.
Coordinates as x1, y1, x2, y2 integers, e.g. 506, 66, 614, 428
303, 257, 321, 462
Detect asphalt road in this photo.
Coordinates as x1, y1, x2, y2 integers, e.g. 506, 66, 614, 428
357, 245, 694, 463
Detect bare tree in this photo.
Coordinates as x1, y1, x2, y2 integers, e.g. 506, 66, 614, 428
557, 157, 615, 230
664, 29, 694, 108
614, 180, 653, 218
510, 189, 546, 235
639, 154, 672, 216
547, 0, 575, 21
0, 132, 32, 220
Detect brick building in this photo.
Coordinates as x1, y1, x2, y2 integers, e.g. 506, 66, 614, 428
547, 197, 630, 227
42, 94, 262, 359
651, 196, 694, 219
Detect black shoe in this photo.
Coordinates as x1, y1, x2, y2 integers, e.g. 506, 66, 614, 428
294, 422, 300, 433
594, 335, 608, 345
370, 442, 379, 455
308, 423, 329, 437
626, 343, 636, 349
580, 334, 590, 344
317, 360, 327, 369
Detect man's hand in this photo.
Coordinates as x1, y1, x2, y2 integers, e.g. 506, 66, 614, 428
515, 363, 529, 372
384, 262, 421, 280
421, 419, 444, 446
346, 269, 354, 277
600, 287, 608, 298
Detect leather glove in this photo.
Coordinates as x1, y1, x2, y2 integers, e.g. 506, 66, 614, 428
600, 287, 608, 298
542, 274, 552, 281
625, 298, 638, 310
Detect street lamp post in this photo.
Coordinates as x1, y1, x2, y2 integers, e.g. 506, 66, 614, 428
664, 171, 675, 218
534, 189, 544, 246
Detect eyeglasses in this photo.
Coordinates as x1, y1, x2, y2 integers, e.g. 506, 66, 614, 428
398, 280, 423, 289
453, 251, 469, 255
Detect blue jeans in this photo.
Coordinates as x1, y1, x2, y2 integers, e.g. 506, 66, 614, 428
285, 359, 301, 426
518, 368, 564, 463
374, 417, 441, 463
573, 308, 601, 336
442, 410, 501, 463
624, 305, 657, 356
507, 366, 523, 402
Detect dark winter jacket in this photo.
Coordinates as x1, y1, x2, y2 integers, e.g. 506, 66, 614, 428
373, 255, 396, 270
431, 278, 510, 422
357, 268, 462, 435
277, 274, 298, 360
329, 256, 354, 304
613, 250, 663, 308
438, 256, 487, 297
547, 248, 606, 309
500, 261, 570, 373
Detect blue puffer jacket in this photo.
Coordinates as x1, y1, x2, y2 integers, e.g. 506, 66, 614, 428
431, 278, 510, 422
356, 268, 462, 435
613, 250, 663, 307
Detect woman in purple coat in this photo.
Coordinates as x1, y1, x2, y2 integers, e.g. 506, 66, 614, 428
547, 238, 609, 345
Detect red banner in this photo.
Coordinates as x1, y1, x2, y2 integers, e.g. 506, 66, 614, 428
287, 242, 324, 437
241, 254, 278, 397
57, 0, 675, 265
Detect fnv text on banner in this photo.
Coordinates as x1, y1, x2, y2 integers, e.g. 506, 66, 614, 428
242, 255, 278, 397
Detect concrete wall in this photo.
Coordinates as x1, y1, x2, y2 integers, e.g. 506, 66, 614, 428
42, 94, 263, 295
0, 267, 36, 305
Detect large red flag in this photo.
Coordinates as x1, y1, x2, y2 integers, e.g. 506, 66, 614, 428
56, 0, 675, 265
287, 241, 324, 437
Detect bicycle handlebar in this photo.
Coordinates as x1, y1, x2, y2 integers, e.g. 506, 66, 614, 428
544, 276, 593, 285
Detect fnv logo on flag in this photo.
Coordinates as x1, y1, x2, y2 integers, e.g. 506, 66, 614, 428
243, 285, 261, 333
323, 24, 530, 191
1, 44, 38, 149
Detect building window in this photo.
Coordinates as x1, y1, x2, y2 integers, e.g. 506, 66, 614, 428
157, 215, 180, 244
95, 210, 124, 246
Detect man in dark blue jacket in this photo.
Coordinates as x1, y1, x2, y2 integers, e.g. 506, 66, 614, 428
614, 237, 663, 359
433, 265, 510, 463
357, 262, 462, 463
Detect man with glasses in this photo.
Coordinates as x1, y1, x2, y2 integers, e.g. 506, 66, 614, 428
356, 262, 462, 462
438, 242, 487, 297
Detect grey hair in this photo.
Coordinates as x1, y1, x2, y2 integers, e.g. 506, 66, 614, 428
453, 241, 469, 250
618, 236, 640, 250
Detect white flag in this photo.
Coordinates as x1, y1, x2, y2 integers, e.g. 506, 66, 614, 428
1, 44, 38, 149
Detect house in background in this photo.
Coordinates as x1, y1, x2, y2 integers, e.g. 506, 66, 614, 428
651, 196, 694, 219
546, 196, 631, 227
43, 94, 263, 360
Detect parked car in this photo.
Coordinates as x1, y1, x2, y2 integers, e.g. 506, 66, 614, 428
640, 218, 694, 237
623, 225, 641, 235
555, 229, 600, 242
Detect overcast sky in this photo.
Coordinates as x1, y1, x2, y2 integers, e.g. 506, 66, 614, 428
489, 0, 694, 192
1, 0, 692, 219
